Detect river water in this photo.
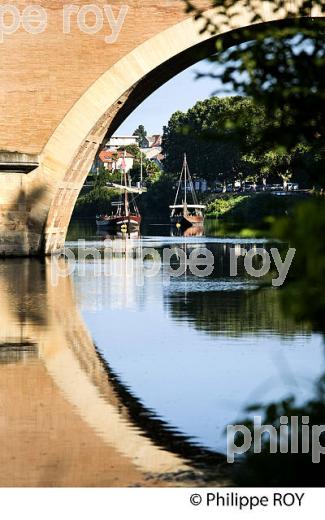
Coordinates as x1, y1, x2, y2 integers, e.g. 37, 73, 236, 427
0, 220, 323, 486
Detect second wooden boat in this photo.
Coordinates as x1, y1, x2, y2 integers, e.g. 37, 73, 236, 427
170, 154, 205, 228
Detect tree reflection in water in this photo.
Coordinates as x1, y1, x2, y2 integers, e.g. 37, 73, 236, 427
164, 201, 325, 485
233, 200, 325, 485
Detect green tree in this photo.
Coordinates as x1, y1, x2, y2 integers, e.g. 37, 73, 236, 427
133, 125, 148, 148
162, 96, 281, 187
184, 1, 325, 185
122, 144, 141, 159
138, 173, 177, 220
121, 144, 162, 183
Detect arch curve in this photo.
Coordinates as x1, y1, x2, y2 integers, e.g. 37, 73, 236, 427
25, 3, 321, 254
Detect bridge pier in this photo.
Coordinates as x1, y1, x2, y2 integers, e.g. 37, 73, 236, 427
0, 140, 101, 257
0, 153, 43, 256
0, 173, 40, 257
0, 152, 58, 256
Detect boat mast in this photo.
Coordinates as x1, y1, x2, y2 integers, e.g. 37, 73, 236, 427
123, 151, 129, 217
171, 158, 183, 217
184, 153, 187, 210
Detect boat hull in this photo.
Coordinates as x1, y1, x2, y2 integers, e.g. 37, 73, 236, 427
96, 215, 141, 230
170, 214, 204, 228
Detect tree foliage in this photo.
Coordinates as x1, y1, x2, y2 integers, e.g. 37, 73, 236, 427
162, 96, 313, 187
183, 1, 325, 184
133, 124, 148, 148
163, 96, 257, 183
122, 144, 162, 182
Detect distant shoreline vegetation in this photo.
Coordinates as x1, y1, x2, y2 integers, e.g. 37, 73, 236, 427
204, 192, 311, 225
72, 188, 310, 230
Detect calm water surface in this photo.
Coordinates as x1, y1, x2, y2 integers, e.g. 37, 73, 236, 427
0, 219, 323, 486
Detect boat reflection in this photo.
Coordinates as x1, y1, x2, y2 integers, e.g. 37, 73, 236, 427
96, 229, 141, 240
183, 225, 205, 238
0, 259, 227, 487
170, 225, 205, 238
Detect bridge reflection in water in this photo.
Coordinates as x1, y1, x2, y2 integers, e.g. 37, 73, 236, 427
0, 258, 227, 487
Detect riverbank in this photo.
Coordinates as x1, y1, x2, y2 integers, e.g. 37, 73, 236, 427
204, 192, 310, 225
73, 186, 120, 219
72, 179, 311, 232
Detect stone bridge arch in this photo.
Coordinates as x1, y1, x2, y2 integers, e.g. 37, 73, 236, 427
0, 1, 322, 255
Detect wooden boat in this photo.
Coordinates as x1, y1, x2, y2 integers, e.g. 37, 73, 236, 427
96, 208, 141, 230
170, 154, 205, 228
96, 155, 143, 231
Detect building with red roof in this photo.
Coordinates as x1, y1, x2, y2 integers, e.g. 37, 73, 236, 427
99, 150, 135, 172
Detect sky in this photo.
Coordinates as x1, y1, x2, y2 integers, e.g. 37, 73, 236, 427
115, 60, 228, 137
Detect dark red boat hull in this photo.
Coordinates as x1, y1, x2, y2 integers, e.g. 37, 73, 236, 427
170, 214, 204, 228
97, 215, 141, 229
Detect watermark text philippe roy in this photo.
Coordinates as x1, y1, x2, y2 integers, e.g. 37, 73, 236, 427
0, 4, 129, 43
50, 239, 296, 287
227, 415, 325, 463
